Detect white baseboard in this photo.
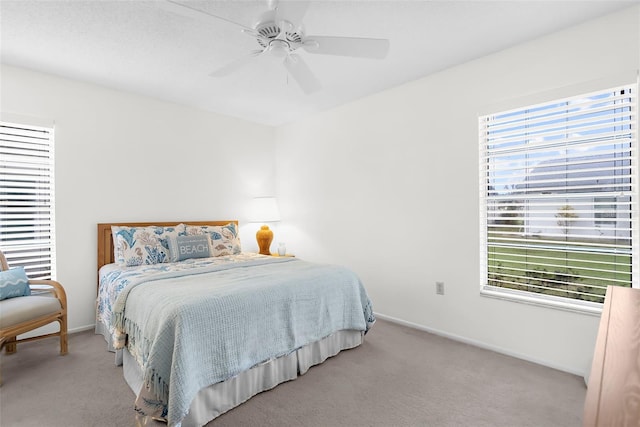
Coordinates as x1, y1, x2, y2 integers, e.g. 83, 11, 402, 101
69, 324, 96, 334
18, 323, 95, 340
373, 312, 587, 379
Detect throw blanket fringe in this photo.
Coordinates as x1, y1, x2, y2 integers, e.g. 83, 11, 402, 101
124, 318, 171, 404
144, 368, 169, 407
113, 311, 126, 338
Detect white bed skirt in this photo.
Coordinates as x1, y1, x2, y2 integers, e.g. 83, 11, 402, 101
123, 329, 364, 427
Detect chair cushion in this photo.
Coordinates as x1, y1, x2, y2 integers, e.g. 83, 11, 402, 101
0, 295, 62, 329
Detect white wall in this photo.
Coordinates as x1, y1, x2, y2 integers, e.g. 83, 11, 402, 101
1, 65, 276, 333
275, 6, 640, 375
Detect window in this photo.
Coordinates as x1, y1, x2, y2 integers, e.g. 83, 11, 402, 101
0, 121, 56, 279
479, 83, 638, 310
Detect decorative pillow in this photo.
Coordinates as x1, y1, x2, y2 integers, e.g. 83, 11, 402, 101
0, 266, 31, 301
186, 223, 241, 257
167, 234, 212, 262
112, 224, 187, 267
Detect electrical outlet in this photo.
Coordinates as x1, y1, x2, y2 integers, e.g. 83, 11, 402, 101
436, 281, 445, 295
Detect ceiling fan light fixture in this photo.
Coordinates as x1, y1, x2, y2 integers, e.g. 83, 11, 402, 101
268, 39, 290, 57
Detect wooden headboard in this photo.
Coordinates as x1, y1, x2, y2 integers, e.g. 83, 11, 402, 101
97, 220, 239, 276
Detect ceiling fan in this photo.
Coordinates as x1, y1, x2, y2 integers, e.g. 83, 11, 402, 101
159, 0, 390, 94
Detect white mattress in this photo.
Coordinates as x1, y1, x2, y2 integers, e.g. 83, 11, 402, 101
126, 329, 364, 427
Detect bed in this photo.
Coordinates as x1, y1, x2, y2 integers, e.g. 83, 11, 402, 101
95, 220, 375, 427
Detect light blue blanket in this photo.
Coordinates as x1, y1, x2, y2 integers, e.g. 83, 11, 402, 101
111, 256, 374, 426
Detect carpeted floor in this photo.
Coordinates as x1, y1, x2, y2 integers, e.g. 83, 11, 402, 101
0, 319, 586, 426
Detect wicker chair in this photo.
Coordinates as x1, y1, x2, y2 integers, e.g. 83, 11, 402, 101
0, 250, 68, 384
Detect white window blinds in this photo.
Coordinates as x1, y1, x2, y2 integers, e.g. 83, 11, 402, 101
0, 121, 56, 279
479, 83, 638, 307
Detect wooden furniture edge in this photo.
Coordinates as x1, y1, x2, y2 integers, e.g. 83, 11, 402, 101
583, 286, 640, 426
97, 220, 239, 290
583, 286, 612, 426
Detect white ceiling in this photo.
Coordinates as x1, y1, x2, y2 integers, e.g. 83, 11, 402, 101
1, 0, 637, 126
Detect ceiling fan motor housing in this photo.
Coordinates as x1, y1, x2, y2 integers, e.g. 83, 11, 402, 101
256, 21, 304, 50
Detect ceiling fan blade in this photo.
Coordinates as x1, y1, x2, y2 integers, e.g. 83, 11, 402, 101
283, 54, 321, 94
210, 50, 263, 77
159, 0, 254, 33
303, 36, 390, 59
274, 0, 309, 26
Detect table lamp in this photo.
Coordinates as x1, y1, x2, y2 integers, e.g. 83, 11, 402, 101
249, 197, 281, 255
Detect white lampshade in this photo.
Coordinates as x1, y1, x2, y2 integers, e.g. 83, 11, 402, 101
249, 197, 281, 223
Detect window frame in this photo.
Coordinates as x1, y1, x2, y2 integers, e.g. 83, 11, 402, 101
478, 80, 639, 314
0, 118, 56, 280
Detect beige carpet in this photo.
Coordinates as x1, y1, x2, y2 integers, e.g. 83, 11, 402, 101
0, 319, 586, 426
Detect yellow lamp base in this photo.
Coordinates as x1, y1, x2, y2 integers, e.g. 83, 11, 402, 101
256, 225, 274, 255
